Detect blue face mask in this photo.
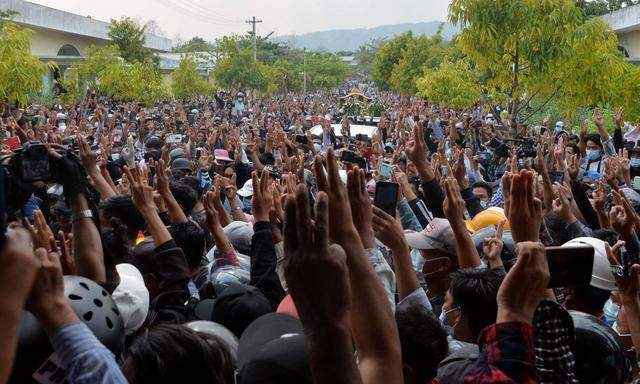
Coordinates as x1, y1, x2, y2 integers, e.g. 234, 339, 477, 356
603, 298, 619, 327
241, 198, 252, 211
631, 158, 640, 168
586, 149, 601, 161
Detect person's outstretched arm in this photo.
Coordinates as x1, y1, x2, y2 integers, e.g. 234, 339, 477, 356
315, 150, 403, 384
284, 188, 362, 384
28, 248, 127, 384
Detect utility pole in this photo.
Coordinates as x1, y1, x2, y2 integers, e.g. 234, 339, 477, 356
303, 48, 307, 95
245, 16, 262, 62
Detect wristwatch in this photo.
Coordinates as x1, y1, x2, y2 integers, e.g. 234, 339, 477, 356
71, 209, 93, 223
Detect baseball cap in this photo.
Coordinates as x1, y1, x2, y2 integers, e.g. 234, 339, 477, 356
169, 148, 185, 162
212, 283, 272, 338
145, 136, 163, 150
404, 218, 457, 255
276, 294, 299, 319
112, 263, 150, 335
237, 179, 254, 198
170, 157, 192, 172
237, 313, 311, 383
223, 221, 254, 254
214, 149, 233, 163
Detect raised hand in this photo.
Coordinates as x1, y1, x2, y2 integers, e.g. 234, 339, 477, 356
497, 241, 549, 324
347, 167, 375, 248
483, 220, 505, 268
25, 210, 55, 251
251, 169, 273, 222
442, 176, 466, 224
508, 170, 543, 243
123, 163, 154, 213
283, 187, 359, 384
594, 107, 604, 128
284, 186, 351, 325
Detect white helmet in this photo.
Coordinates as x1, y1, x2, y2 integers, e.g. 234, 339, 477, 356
562, 237, 616, 291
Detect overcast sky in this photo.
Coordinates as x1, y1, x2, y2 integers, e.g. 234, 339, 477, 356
29, 0, 451, 43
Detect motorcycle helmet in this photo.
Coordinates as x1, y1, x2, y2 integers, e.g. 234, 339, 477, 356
569, 310, 631, 384
562, 237, 616, 291
9, 276, 124, 383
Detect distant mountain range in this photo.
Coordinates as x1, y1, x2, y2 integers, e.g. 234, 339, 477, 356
272, 21, 460, 52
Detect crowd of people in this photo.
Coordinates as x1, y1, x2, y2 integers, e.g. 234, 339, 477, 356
0, 88, 639, 384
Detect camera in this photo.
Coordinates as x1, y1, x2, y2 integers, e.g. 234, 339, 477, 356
13, 142, 51, 182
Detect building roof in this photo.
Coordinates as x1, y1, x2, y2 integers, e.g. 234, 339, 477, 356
601, 4, 640, 34
157, 52, 216, 71
0, 0, 172, 52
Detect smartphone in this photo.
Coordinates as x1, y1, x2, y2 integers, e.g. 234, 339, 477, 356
620, 246, 639, 277
551, 171, 564, 184
196, 148, 202, 160
545, 245, 594, 288
259, 128, 267, 140
373, 181, 399, 216
380, 162, 395, 179
295, 135, 308, 145
633, 176, 640, 191
165, 134, 183, 144
341, 150, 356, 163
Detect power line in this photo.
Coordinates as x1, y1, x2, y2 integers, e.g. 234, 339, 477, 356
180, 0, 241, 23
156, 0, 240, 27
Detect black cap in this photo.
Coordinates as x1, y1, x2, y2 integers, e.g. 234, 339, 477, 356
237, 313, 311, 384
212, 283, 272, 338
145, 136, 163, 150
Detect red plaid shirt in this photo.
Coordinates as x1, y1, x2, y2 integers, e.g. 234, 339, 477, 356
430, 321, 538, 384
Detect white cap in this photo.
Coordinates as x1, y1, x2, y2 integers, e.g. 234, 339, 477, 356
404, 218, 457, 255
112, 263, 149, 335
562, 237, 616, 291
237, 179, 254, 198
223, 221, 254, 254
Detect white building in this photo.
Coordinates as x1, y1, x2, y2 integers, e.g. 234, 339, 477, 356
602, 4, 640, 64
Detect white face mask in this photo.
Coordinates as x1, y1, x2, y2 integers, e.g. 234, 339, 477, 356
438, 306, 459, 335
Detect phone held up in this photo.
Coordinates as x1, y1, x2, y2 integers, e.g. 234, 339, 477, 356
373, 181, 399, 217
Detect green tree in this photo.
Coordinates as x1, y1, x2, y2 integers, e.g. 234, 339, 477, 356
271, 58, 301, 93
0, 21, 46, 106
416, 59, 481, 109
54, 67, 81, 105
108, 17, 152, 63
449, 0, 631, 126
171, 55, 213, 98
306, 53, 349, 91
577, 0, 639, 17
354, 39, 382, 78
372, 31, 413, 91
100, 59, 167, 105
173, 36, 214, 53
388, 29, 459, 95
76, 45, 121, 91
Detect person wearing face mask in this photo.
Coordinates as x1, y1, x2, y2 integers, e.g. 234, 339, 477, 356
471, 181, 492, 209
580, 109, 616, 177
628, 146, 640, 179
435, 269, 503, 381
581, 134, 611, 176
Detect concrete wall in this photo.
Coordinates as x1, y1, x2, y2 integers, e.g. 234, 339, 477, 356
617, 29, 640, 58
28, 27, 109, 58
0, 0, 172, 52
602, 4, 640, 34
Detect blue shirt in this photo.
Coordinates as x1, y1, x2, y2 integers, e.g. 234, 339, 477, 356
50, 322, 127, 384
